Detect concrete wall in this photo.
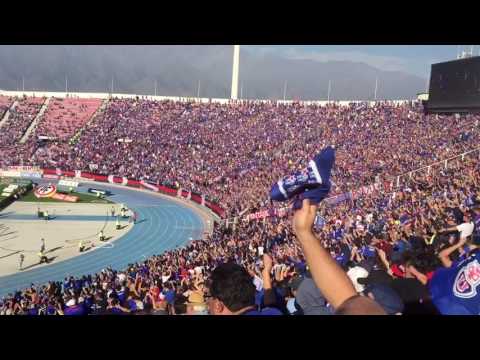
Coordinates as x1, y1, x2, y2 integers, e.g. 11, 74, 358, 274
0, 89, 415, 106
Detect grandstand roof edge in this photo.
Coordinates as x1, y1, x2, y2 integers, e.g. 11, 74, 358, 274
0, 89, 414, 105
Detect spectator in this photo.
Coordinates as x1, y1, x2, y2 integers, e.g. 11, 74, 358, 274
429, 235, 480, 315
208, 262, 282, 315
292, 199, 385, 315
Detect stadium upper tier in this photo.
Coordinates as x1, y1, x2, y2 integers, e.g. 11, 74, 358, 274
1, 90, 480, 316
0, 90, 478, 218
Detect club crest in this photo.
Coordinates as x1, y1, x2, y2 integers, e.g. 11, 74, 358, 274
453, 259, 480, 299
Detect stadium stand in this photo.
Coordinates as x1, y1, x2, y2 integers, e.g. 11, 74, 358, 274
0, 95, 14, 120
1, 96, 480, 315
34, 98, 102, 141
0, 97, 43, 148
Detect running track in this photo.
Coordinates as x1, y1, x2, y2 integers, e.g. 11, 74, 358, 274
0, 182, 204, 297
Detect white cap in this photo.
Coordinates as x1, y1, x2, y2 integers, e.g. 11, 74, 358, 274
347, 266, 369, 293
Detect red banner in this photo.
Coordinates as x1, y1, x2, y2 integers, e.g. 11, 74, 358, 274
246, 210, 270, 221
43, 169, 57, 176
52, 193, 79, 202
191, 194, 202, 204
43, 174, 60, 180
127, 179, 141, 188
140, 181, 159, 192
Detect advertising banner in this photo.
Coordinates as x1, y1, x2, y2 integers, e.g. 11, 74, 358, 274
140, 181, 159, 192
58, 180, 79, 188
88, 188, 111, 196
0, 170, 21, 178
34, 184, 57, 198
20, 171, 42, 178
8, 166, 40, 172
246, 210, 270, 221
43, 174, 60, 180
51, 193, 79, 202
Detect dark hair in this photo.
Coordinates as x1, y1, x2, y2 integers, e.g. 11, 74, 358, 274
405, 249, 439, 273
173, 294, 188, 315
209, 262, 256, 312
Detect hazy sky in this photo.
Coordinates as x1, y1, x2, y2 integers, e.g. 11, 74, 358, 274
244, 45, 479, 77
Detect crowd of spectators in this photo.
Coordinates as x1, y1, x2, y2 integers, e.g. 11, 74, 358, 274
4, 99, 476, 216
0, 97, 479, 315
0, 96, 44, 148
0, 96, 14, 119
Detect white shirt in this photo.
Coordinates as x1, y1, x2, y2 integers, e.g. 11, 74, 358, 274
252, 275, 263, 292
457, 222, 474, 239
257, 246, 264, 256
366, 213, 373, 224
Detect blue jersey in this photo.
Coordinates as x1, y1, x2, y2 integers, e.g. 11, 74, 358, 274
244, 307, 283, 316
429, 250, 480, 315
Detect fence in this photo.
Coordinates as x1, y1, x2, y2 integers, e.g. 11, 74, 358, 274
393, 146, 480, 189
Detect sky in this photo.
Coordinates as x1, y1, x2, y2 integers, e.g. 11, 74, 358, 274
243, 45, 480, 78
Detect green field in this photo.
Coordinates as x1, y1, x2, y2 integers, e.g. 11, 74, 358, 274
19, 189, 113, 204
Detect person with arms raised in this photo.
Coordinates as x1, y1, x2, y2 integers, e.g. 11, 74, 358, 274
292, 198, 385, 315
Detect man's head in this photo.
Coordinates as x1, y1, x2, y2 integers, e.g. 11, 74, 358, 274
208, 262, 256, 315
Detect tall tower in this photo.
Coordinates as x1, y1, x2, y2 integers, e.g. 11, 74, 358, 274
231, 45, 240, 99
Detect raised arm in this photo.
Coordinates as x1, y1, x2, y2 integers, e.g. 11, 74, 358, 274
261, 253, 277, 307
293, 199, 385, 314
438, 237, 467, 268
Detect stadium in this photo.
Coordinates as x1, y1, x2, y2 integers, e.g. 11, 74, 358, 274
0, 45, 479, 315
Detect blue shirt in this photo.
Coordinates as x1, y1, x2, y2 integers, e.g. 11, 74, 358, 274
64, 304, 86, 316
335, 253, 348, 267
255, 290, 264, 308
429, 251, 480, 315
244, 307, 283, 316
47, 305, 57, 315
332, 228, 343, 241
28, 307, 38, 316
164, 290, 176, 305
117, 290, 126, 304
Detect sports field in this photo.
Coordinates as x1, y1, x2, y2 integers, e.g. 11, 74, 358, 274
0, 180, 211, 297
19, 188, 113, 204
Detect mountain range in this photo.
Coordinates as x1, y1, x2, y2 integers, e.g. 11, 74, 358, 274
0, 45, 426, 100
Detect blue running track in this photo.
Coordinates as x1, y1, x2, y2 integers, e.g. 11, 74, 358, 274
0, 183, 204, 297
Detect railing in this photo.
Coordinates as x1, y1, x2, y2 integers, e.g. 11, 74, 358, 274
393, 146, 480, 189
223, 146, 480, 227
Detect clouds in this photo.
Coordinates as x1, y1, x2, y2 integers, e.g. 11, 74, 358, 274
0, 45, 426, 100
244, 45, 420, 75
